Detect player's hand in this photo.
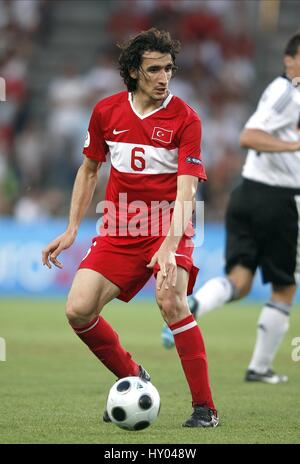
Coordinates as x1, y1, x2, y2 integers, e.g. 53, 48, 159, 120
42, 229, 77, 269
147, 247, 177, 290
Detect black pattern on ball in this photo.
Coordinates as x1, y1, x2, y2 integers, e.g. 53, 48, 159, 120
112, 407, 126, 421
138, 394, 153, 410
116, 380, 130, 392
134, 421, 150, 430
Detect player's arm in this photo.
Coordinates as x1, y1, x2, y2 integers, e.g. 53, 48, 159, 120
42, 157, 101, 269
163, 174, 198, 251
240, 128, 300, 152
147, 174, 198, 290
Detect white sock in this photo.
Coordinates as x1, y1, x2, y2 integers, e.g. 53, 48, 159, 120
248, 302, 290, 374
194, 277, 235, 318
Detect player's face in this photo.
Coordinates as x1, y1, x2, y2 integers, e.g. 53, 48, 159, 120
134, 52, 173, 101
284, 46, 300, 80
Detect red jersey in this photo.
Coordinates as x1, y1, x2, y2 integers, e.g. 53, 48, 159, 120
83, 90, 207, 236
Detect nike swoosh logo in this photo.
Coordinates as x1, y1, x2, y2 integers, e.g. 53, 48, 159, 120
113, 129, 130, 135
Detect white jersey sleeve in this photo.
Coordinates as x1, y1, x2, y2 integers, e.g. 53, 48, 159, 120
245, 77, 294, 133
242, 76, 300, 188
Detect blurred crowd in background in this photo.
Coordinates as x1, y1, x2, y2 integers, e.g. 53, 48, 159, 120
0, 0, 256, 222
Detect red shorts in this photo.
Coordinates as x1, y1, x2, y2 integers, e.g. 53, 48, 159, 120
78, 234, 199, 302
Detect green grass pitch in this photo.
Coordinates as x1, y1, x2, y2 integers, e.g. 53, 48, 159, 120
0, 298, 299, 444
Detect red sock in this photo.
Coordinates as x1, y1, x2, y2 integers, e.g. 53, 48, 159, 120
169, 314, 216, 410
70, 316, 139, 379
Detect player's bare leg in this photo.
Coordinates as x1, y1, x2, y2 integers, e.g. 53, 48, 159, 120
161, 264, 254, 348
66, 268, 120, 326
66, 269, 140, 379
246, 283, 296, 384
156, 266, 190, 325
156, 267, 218, 427
227, 265, 254, 299
271, 284, 296, 305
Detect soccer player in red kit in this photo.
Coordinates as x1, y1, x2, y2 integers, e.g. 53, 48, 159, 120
42, 28, 218, 428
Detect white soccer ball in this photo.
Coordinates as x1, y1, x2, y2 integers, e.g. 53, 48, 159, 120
106, 376, 160, 431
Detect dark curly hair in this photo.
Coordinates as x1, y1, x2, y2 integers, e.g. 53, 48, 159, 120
284, 32, 300, 57
118, 28, 181, 92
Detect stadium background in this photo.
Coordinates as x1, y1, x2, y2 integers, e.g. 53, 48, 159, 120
1, 0, 299, 300
1, 0, 300, 446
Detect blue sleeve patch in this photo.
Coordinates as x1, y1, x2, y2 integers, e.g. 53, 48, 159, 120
186, 156, 202, 165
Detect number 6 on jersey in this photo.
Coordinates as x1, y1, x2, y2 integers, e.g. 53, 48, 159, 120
131, 147, 146, 172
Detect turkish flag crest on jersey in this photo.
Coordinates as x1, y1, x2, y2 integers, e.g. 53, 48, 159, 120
152, 127, 173, 144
